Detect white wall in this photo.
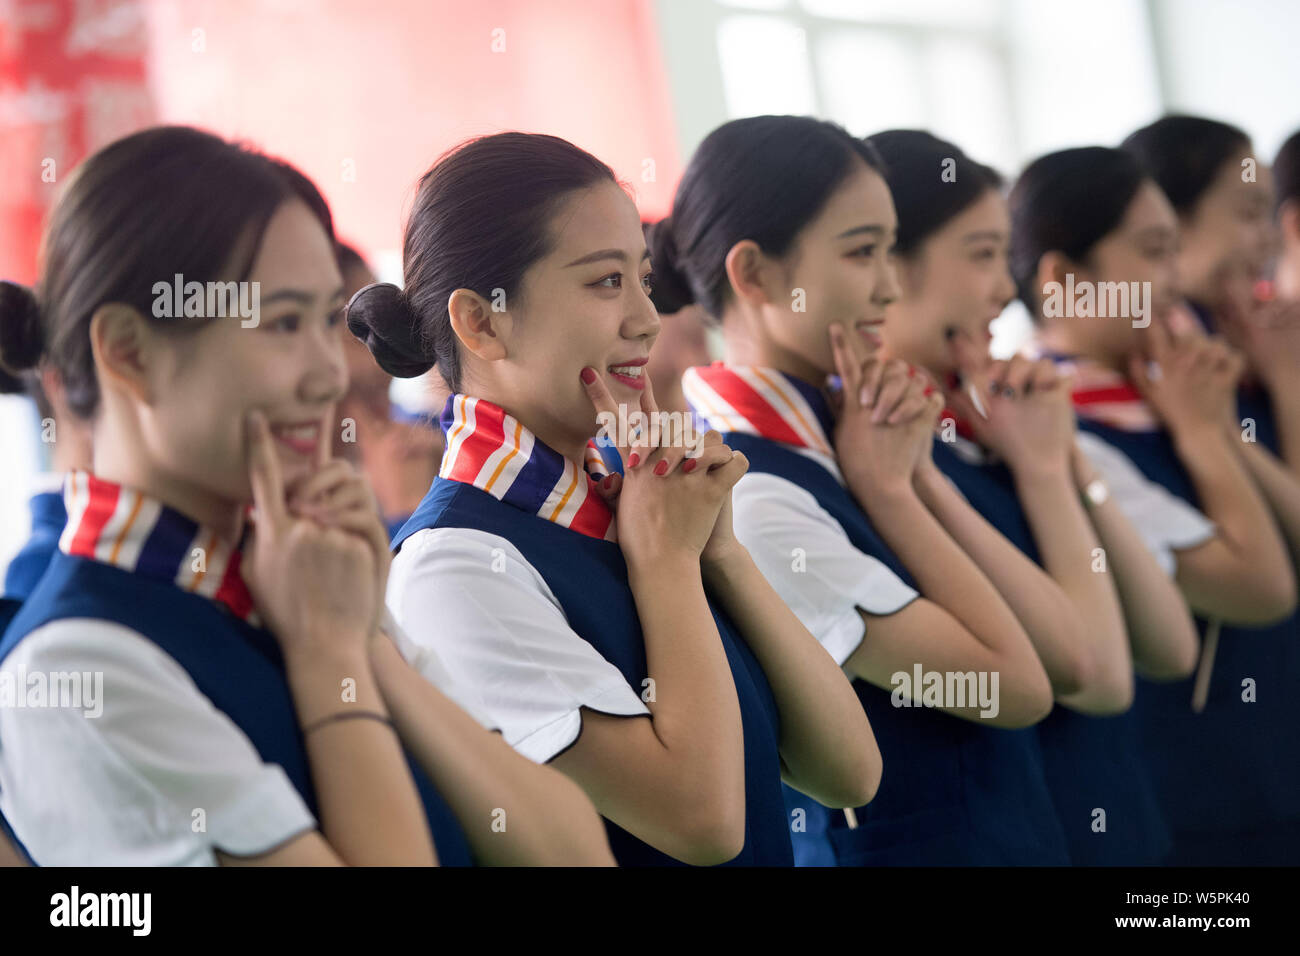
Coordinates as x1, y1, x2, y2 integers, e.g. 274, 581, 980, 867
1151, 0, 1300, 159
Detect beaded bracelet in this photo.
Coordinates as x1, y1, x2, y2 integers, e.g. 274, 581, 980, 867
303, 710, 395, 736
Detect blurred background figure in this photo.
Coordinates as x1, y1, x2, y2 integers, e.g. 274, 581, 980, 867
333, 243, 443, 538
0, 282, 92, 625
1274, 129, 1300, 304
643, 221, 715, 417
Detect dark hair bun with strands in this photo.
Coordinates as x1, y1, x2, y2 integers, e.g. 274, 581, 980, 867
643, 218, 696, 315
346, 282, 435, 379
0, 281, 44, 384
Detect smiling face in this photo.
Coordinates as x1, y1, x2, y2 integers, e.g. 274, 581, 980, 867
141, 198, 348, 502
1041, 180, 1180, 364
743, 158, 901, 382
883, 189, 1016, 378
474, 179, 659, 457
1177, 148, 1276, 304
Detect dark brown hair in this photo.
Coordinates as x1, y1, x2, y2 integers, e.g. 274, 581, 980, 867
0, 125, 334, 419
346, 132, 617, 392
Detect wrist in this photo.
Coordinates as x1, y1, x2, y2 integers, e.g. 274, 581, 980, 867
284, 644, 378, 724
1169, 419, 1231, 457
701, 542, 753, 587
849, 474, 918, 516
626, 549, 702, 586
911, 457, 949, 501
283, 637, 370, 675
1008, 454, 1072, 487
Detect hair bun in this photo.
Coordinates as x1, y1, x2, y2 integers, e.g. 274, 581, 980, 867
345, 282, 435, 379
0, 280, 44, 377
644, 218, 696, 314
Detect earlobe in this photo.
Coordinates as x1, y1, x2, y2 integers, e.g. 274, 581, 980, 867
724, 240, 772, 308
1036, 251, 1073, 294
447, 288, 508, 361
89, 304, 154, 404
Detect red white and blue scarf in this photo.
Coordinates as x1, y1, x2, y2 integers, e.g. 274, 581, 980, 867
438, 394, 616, 541
681, 362, 836, 456
1035, 353, 1161, 432
59, 470, 260, 623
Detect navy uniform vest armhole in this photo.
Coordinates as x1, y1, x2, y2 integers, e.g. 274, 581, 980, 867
0, 551, 473, 867
395, 477, 794, 867
723, 430, 1070, 865
1074, 419, 1300, 859
931, 435, 1174, 864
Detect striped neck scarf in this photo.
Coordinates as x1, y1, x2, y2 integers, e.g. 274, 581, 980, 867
59, 470, 260, 624
1041, 354, 1160, 432
681, 362, 836, 457
438, 394, 616, 541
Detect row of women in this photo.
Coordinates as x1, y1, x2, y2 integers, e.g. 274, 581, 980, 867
1, 111, 1299, 866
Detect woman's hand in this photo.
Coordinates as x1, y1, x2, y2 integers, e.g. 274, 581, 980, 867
284, 457, 393, 641
830, 322, 942, 496
240, 410, 380, 655
946, 333, 1075, 476
580, 367, 748, 573
1129, 315, 1244, 439
1217, 293, 1300, 396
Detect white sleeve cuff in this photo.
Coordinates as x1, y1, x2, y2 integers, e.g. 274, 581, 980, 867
731, 472, 919, 667
207, 763, 316, 858
512, 682, 651, 764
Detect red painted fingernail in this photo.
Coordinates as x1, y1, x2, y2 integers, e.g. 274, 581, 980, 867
908, 366, 917, 378
602, 475, 613, 489
580, 367, 597, 384
682, 459, 698, 473
924, 385, 935, 396
654, 459, 668, 476
628, 452, 640, 468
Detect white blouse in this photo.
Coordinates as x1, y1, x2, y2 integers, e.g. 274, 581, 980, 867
728, 446, 920, 667
0, 610, 488, 866
1074, 431, 1216, 575
387, 527, 651, 765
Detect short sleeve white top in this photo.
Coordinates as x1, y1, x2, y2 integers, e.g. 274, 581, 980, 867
386, 527, 651, 765
727, 447, 919, 667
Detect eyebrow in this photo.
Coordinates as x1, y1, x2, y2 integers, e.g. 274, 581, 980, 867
835, 224, 888, 240
564, 248, 652, 268
961, 230, 1006, 244
260, 286, 346, 306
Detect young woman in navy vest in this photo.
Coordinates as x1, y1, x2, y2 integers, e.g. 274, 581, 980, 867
1009, 145, 1300, 864
0, 126, 612, 867
867, 130, 1200, 864
352, 131, 880, 867
1121, 117, 1291, 458
660, 115, 1064, 866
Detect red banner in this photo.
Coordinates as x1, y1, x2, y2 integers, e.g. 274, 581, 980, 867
0, 0, 154, 284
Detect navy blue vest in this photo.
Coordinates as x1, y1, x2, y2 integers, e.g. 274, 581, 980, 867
0, 551, 474, 866
2, 491, 65, 602
724, 431, 1070, 865
1076, 418, 1300, 861
392, 477, 794, 866
931, 438, 1173, 865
